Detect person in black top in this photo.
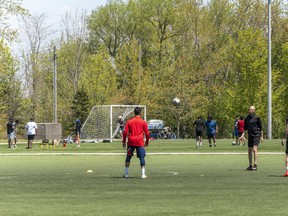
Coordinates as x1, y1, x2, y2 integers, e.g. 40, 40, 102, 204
192, 116, 205, 148
240, 106, 263, 171
281, 116, 288, 176
7, 118, 15, 149
75, 119, 82, 148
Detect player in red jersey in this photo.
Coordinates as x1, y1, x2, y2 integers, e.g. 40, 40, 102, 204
237, 116, 246, 146
122, 107, 150, 179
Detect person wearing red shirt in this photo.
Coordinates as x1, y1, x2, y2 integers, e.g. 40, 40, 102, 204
237, 116, 246, 146
122, 107, 150, 179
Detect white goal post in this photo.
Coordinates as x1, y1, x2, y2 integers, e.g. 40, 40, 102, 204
81, 105, 146, 142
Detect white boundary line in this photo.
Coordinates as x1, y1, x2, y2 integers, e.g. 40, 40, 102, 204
0, 152, 284, 156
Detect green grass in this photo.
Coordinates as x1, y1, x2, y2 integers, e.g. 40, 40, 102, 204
0, 138, 284, 153
0, 139, 287, 215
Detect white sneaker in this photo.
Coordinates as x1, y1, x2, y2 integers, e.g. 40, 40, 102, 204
141, 175, 147, 179
123, 174, 129, 178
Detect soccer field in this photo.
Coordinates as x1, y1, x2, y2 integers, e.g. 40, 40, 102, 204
0, 139, 287, 216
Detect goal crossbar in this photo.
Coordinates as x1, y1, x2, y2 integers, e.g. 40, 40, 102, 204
81, 105, 146, 142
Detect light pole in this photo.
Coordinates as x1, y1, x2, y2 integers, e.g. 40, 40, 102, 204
267, 0, 272, 139
53, 45, 57, 124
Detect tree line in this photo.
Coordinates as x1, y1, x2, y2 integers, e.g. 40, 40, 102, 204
1, 0, 288, 139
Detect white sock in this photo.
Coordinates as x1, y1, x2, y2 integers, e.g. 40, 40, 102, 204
196, 141, 199, 146
286, 166, 288, 171
200, 142, 202, 147
141, 167, 145, 176
125, 167, 129, 175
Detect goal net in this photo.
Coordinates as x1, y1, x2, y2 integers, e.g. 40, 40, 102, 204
81, 105, 146, 142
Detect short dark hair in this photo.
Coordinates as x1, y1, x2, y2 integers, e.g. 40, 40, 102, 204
134, 107, 142, 115
208, 115, 212, 120
198, 116, 202, 120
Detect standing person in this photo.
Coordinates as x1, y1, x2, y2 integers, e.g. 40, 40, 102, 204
192, 116, 205, 148
281, 116, 288, 176
205, 115, 218, 147
239, 106, 263, 171
25, 118, 38, 149
7, 118, 16, 149
233, 115, 239, 145
122, 107, 150, 179
237, 116, 246, 146
75, 119, 82, 148
117, 116, 125, 138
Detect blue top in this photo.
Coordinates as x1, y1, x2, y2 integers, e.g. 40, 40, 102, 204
205, 120, 217, 134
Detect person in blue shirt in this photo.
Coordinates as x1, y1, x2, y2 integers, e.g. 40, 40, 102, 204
205, 115, 218, 147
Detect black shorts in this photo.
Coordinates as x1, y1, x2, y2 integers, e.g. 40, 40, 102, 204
248, 137, 260, 148
286, 139, 288, 155
196, 130, 203, 137
207, 133, 216, 139
28, 135, 35, 140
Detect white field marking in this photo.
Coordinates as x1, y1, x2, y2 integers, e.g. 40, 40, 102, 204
0, 152, 284, 156
167, 171, 179, 176
0, 176, 14, 180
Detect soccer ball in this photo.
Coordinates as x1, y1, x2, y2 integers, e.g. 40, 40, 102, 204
172, 97, 181, 106
232, 142, 236, 145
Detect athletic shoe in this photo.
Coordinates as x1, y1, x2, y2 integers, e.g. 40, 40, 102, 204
246, 165, 253, 171
141, 175, 147, 179
252, 164, 257, 171
123, 174, 129, 178
284, 171, 288, 177
209, 145, 212, 147
214, 144, 216, 147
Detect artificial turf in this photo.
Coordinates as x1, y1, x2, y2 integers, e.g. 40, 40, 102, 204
0, 139, 287, 215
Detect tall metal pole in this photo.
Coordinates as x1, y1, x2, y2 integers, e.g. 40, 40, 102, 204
53, 45, 57, 123
267, 0, 272, 139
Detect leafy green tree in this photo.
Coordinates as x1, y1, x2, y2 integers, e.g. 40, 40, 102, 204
0, 39, 22, 137
88, 0, 131, 57
79, 48, 117, 106
0, 0, 28, 41
71, 88, 90, 123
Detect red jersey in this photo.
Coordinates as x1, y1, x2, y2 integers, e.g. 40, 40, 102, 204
237, 120, 244, 133
122, 116, 150, 147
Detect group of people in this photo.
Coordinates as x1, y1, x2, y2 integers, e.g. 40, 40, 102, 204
7, 118, 38, 149
192, 115, 218, 148
5, 105, 288, 178
192, 106, 263, 171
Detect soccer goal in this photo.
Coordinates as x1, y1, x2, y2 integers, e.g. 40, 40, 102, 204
81, 105, 146, 142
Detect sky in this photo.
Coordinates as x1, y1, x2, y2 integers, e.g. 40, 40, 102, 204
17, 0, 108, 26
7, 0, 108, 51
